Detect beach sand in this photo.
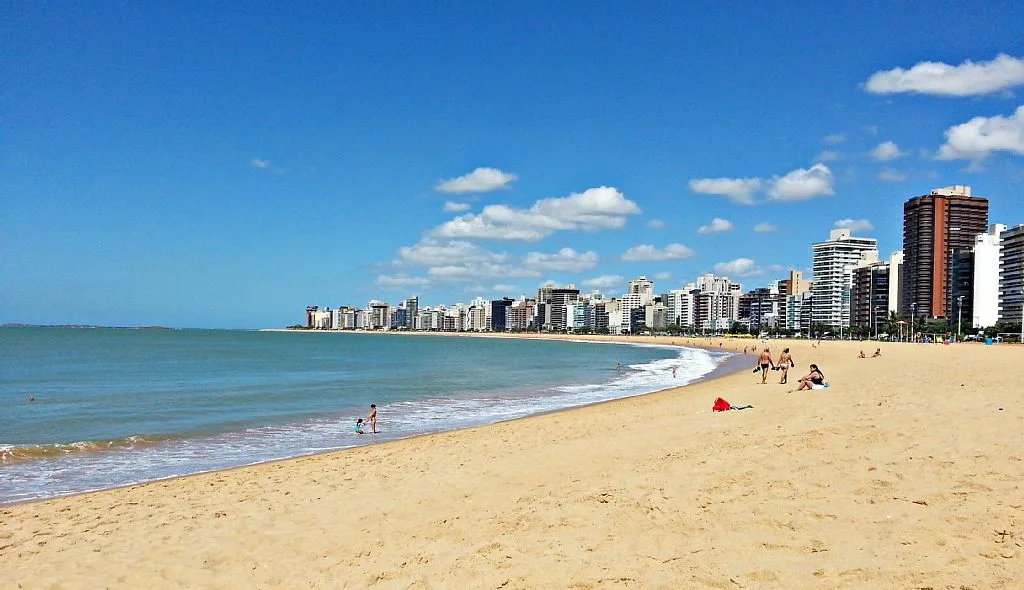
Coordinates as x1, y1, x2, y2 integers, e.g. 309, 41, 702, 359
1, 336, 1022, 589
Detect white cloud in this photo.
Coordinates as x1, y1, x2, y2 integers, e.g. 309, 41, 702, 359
376, 274, 429, 288
713, 258, 763, 278
521, 248, 599, 272
768, 163, 835, 201
767, 264, 785, 273
621, 243, 696, 261
492, 284, 520, 294
815, 150, 843, 162
688, 177, 762, 205
878, 168, 907, 182
865, 54, 1024, 97
583, 275, 623, 290
397, 240, 508, 267
753, 222, 778, 233
863, 125, 879, 136
443, 201, 471, 212
936, 105, 1024, 161
654, 271, 672, 281
250, 158, 271, 169
430, 186, 641, 241
697, 217, 734, 235
870, 141, 906, 161
435, 167, 518, 194
834, 218, 874, 233
646, 219, 666, 229
822, 134, 846, 145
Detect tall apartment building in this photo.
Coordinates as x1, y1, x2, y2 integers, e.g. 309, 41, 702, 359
662, 288, 696, 327
550, 287, 580, 331
902, 185, 989, 320
998, 224, 1024, 325
403, 297, 419, 330
627, 276, 655, 304
690, 274, 742, 331
972, 225, 1005, 328
783, 270, 811, 296
850, 251, 903, 332
811, 229, 878, 330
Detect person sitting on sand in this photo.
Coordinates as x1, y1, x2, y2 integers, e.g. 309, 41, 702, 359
355, 418, 366, 435
757, 348, 775, 384
872, 348, 881, 358
858, 350, 866, 358
795, 364, 825, 391
776, 348, 794, 385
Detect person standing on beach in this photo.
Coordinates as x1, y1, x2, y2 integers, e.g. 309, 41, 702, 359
775, 348, 794, 384
757, 348, 774, 384
367, 404, 377, 434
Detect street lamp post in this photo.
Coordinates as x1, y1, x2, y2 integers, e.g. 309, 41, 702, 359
910, 302, 917, 343
874, 306, 880, 340
957, 295, 965, 341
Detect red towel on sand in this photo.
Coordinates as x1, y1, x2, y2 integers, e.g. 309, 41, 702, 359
713, 397, 731, 412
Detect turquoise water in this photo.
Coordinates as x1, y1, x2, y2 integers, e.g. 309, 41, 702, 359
0, 328, 734, 504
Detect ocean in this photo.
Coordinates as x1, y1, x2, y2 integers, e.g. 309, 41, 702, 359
0, 328, 736, 504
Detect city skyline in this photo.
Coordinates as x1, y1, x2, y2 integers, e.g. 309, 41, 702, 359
4, 4, 1024, 328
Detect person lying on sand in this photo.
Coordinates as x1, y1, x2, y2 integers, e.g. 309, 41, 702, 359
872, 348, 881, 357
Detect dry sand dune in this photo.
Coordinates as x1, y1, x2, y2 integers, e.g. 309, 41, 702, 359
2, 336, 1022, 589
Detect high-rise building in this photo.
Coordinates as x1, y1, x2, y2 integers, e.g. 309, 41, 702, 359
811, 229, 878, 330
403, 297, 419, 330
972, 225, 1006, 328
785, 270, 810, 296
627, 276, 655, 304
489, 298, 514, 331
850, 251, 903, 333
998, 225, 1024, 325
549, 286, 580, 331
902, 185, 989, 320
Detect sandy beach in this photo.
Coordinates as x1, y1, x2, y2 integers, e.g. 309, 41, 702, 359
2, 335, 1022, 589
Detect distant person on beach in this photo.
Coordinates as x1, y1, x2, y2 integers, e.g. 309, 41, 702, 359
776, 348, 794, 384
355, 418, 365, 435
28, 394, 35, 402
757, 348, 774, 384
795, 364, 825, 391
858, 350, 866, 358
672, 367, 677, 379
615, 362, 621, 371
872, 348, 881, 357
367, 404, 377, 434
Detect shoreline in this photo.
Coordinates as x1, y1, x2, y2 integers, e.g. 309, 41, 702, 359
1, 334, 744, 507
3, 336, 1021, 587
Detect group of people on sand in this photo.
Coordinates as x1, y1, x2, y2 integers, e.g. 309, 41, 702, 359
858, 348, 882, 359
355, 404, 377, 435
755, 347, 825, 391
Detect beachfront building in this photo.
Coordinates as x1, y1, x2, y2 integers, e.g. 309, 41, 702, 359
811, 229, 878, 332
489, 298, 514, 332
584, 301, 609, 331
998, 224, 1024, 325
644, 301, 667, 331
689, 274, 742, 332
739, 284, 786, 332
627, 276, 655, 303
971, 225, 1005, 328
662, 288, 696, 328
902, 185, 989, 321
786, 291, 813, 334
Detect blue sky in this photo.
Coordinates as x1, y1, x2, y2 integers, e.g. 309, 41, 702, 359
3, 2, 1023, 328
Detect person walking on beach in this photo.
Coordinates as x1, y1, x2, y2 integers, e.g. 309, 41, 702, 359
367, 404, 378, 434
757, 348, 774, 384
775, 348, 794, 385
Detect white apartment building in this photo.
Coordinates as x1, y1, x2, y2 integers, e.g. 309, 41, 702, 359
973, 224, 1005, 328
811, 229, 878, 329
627, 276, 655, 305
663, 288, 696, 327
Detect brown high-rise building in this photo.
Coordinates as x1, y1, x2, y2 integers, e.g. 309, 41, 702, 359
902, 185, 989, 320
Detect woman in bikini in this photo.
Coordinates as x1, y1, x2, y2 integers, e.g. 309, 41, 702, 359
775, 348, 794, 384
795, 364, 825, 391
